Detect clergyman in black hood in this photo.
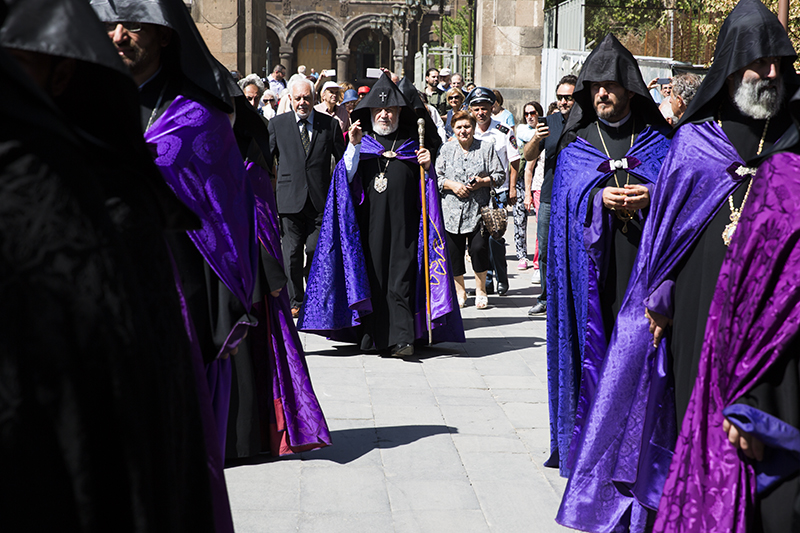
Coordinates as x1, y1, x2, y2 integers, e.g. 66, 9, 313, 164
0, 0, 222, 530
544, 33, 671, 489
558, 2, 800, 532
299, 73, 465, 357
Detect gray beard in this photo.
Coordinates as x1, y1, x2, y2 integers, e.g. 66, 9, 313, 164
732, 75, 784, 120
372, 118, 399, 136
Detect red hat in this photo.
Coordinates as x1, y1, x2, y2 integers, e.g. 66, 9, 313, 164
357, 86, 370, 95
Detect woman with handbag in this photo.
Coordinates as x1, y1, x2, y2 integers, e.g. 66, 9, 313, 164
436, 110, 505, 309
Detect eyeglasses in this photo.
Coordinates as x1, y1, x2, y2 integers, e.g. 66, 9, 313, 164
524, 111, 538, 116
104, 21, 142, 33
448, 96, 462, 101
556, 94, 574, 102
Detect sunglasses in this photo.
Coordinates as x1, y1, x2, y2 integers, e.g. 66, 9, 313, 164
263, 99, 275, 103
524, 111, 538, 116
556, 94, 574, 102
105, 21, 142, 33
448, 96, 462, 101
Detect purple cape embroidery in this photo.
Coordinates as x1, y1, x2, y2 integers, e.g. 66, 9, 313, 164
654, 151, 800, 533
546, 127, 669, 479
145, 95, 258, 310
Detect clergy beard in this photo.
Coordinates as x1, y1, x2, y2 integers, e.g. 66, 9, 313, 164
731, 74, 784, 120
371, 117, 400, 136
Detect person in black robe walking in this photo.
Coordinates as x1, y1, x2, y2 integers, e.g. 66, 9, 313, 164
344, 75, 433, 357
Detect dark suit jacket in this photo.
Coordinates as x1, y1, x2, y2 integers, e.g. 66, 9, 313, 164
268, 110, 345, 215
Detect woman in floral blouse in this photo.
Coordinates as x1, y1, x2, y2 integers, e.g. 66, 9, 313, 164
436, 110, 505, 309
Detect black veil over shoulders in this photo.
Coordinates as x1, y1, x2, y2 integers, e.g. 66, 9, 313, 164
0, 0, 197, 230
675, 0, 798, 131
91, 0, 241, 114
397, 76, 443, 156
559, 33, 668, 151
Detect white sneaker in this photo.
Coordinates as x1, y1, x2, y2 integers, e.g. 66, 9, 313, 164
531, 269, 541, 284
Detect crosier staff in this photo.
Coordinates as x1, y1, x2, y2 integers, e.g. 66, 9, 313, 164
418, 117, 432, 344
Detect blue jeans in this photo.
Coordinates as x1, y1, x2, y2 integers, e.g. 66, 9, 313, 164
536, 202, 551, 303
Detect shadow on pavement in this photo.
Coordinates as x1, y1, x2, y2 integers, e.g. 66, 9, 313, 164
224, 424, 458, 467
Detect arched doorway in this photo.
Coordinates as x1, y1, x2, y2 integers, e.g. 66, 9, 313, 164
294, 28, 334, 74
348, 28, 390, 82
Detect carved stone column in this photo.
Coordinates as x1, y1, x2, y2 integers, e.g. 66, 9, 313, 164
336, 48, 350, 82
279, 45, 294, 76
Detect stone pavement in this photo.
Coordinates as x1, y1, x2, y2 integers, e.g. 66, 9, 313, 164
225, 223, 572, 532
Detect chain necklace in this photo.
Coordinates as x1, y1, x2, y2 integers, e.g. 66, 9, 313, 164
716, 114, 770, 246
596, 117, 636, 233
373, 133, 400, 193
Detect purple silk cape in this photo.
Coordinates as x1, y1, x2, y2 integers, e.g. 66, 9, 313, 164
145, 95, 258, 326
299, 134, 465, 344
146, 96, 258, 456
247, 162, 331, 452
653, 151, 800, 533
557, 122, 750, 532
546, 128, 670, 478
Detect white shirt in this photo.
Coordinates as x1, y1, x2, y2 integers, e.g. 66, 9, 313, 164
295, 110, 315, 142
473, 119, 520, 191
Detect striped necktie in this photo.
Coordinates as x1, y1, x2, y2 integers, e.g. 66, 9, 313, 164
300, 119, 310, 155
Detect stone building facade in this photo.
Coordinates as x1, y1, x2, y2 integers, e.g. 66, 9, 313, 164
191, 0, 545, 119
474, 0, 545, 120
192, 0, 445, 84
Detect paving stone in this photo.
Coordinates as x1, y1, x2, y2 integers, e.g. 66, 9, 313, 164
226, 217, 569, 532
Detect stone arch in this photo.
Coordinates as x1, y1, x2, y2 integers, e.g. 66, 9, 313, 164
286, 12, 344, 50
265, 12, 288, 45
343, 13, 403, 51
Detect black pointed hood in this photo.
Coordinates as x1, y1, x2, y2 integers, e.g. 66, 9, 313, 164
397, 76, 443, 154
560, 33, 668, 150
350, 73, 418, 136
91, 0, 240, 113
676, 0, 798, 129
1, 0, 198, 229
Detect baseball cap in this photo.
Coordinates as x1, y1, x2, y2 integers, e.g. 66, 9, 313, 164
439, 68, 451, 76
357, 85, 370, 95
321, 81, 341, 92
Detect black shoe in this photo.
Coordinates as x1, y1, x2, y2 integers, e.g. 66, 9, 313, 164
466, 288, 476, 297
391, 343, 414, 357
485, 280, 495, 294
497, 282, 509, 296
528, 302, 547, 316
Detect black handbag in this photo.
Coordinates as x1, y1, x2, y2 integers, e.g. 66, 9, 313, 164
480, 189, 507, 239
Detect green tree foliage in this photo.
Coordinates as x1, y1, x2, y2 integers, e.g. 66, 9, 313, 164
432, 5, 473, 54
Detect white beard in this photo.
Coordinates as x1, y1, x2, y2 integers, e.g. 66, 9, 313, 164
731, 74, 784, 120
371, 117, 399, 136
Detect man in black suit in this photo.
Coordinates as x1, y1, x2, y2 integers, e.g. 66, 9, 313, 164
268, 77, 346, 316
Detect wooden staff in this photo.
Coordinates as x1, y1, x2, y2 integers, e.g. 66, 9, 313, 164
418, 118, 432, 344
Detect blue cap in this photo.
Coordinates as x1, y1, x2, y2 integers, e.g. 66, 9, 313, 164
465, 86, 496, 107
341, 89, 358, 104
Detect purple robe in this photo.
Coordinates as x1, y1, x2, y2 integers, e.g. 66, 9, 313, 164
557, 122, 749, 531
145, 95, 258, 322
653, 151, 800, 533
546, 128, 670, 477
247, 162, 332, 454
299, 135, 464, 344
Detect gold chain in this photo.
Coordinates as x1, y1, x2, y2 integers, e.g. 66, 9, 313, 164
596, 118, 636, 232
715, 115, 770, 246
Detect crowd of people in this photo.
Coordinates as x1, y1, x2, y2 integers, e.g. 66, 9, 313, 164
2, 0, 799, 530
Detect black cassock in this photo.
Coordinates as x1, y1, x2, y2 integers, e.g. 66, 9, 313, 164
581, 117, 648, 339
356, 129, 421, 351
